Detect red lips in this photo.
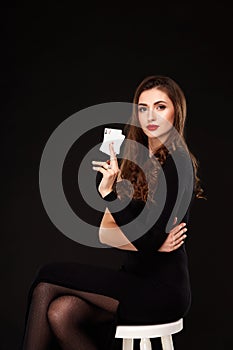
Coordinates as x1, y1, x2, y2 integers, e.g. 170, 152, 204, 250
147, 124, 160, 130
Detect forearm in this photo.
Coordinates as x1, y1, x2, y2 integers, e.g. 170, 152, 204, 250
100, 191, 168, 252
95, 150, 194, 254
98, 226, 138, 250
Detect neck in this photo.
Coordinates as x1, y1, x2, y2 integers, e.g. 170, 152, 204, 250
148, 138, 163, 157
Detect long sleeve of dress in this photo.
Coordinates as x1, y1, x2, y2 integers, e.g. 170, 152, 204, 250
96, 148, 195, 253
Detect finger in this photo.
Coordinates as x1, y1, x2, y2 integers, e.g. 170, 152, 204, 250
92, 164, 116, 175
92, 160, 111, 170
168, 226, 187, 249
174, 240, 185, 250
92, 161, 108, 166
109, 142, 117, 161
109, 143, 119, 173
92, 166, 107, 174
170, 222, 186, 235
175, 234, 187, 244
92, 161, 114, 171
102, 161, 112, 170
170, 223, 185, 234
173, 216, 177, 225
170, 237, 185, 252
174, 227, 187, 238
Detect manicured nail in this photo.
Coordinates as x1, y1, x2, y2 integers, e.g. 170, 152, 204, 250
184, 235, 187, 238
183, 223, 186, 227
184, 228, 187, 232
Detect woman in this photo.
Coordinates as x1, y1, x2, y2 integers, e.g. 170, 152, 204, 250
20, 75, 204, 350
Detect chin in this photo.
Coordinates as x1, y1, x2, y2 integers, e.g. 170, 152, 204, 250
146, 131, 160, 138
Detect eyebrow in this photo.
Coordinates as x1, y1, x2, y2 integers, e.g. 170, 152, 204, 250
138, 100, 167, 106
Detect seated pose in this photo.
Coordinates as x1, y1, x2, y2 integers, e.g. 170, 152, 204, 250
20, 75, 204, 350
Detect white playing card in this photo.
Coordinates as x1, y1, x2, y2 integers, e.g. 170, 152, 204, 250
99, 128, 125, 156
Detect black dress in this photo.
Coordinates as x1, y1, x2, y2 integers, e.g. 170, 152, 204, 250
22, 147, 195, 349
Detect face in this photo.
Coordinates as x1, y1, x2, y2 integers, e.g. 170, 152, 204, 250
137, 88, 175, 139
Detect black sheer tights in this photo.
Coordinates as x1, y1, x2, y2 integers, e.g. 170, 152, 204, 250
21, 282, 120, 350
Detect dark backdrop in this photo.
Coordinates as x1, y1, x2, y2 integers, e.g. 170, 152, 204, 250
1, 2, 232, 350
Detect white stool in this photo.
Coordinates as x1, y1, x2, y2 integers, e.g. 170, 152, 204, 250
115, 318, 183, 350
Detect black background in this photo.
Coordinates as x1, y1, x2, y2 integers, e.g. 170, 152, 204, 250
1, 2, 233, 349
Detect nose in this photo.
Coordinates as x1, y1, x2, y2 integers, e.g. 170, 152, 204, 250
147, 109, 156, 121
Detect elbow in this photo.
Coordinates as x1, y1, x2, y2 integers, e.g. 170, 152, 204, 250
98, 229, 107, 245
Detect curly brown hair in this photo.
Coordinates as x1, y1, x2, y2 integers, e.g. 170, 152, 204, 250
113, 75, 206, 204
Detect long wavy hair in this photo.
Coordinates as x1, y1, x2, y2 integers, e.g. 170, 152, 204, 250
113, 75, 205, 205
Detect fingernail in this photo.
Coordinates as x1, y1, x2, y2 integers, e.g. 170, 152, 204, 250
184, 228, 187, 232
92, 161, 96, 164
184, 235, 187, 238
92, 167, 97, 170
183, 223, 186, 227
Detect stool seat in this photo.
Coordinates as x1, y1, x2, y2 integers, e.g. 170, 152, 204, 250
115, 319, 183, 350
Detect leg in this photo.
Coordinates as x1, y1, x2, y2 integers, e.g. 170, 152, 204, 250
140, 338, 152, 350
122, 338, 134, 350
21, 281, 119, 350
48, 294, 117, 350
161, 335, 174, 350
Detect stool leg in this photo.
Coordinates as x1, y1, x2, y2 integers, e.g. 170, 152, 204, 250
140, 338, 152, 350
161, 335, 174, 350
122, 338, 134, 350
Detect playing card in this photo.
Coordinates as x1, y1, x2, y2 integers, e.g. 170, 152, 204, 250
99, 128, 125, 156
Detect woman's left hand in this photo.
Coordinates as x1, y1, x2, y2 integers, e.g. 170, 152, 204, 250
92, 142, 120, 197
158, 219, 187, 252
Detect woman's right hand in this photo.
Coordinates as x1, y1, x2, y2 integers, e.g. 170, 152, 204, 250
158, 217, 188, 252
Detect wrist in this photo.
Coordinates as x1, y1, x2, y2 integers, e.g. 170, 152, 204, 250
99, 189, 113, 198
102, 190, 118, 201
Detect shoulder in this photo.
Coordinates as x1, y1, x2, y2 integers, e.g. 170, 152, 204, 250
167, 146, 195, 188
160, 146, 194, 187
165, 146, 193, 171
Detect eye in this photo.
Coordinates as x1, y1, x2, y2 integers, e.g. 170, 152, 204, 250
138, 106, 148, 113
157, 105, 166, 110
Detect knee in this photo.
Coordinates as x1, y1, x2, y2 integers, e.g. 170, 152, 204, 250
47, 296, 72, 329
31, 282, 52, 300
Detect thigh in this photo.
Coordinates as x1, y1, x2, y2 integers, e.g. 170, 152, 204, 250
30, 261, 185, 325
31, 261, 146, 300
